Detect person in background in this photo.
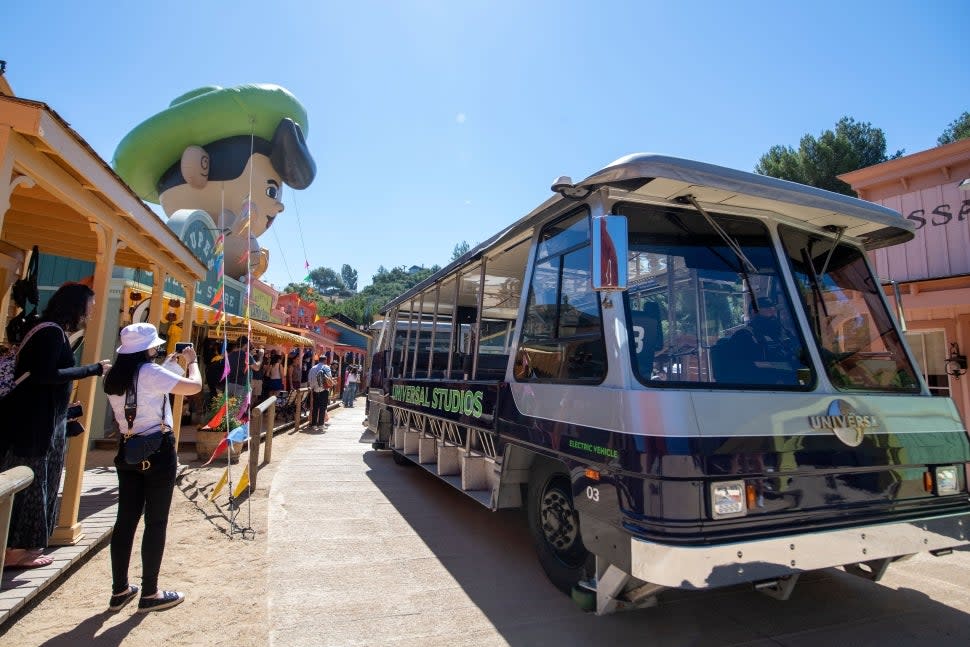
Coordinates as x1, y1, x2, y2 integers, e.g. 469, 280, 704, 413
204, 345, 225, 411
263, 351, 285, 399
287, 349, 302, 391
103, 323, 202, 612
1, 283, 111, 569
250, 347, 265, 405
307, 355, 332, 430
300, 350, 313, 388
226, 336, 263, 399
343, 365, 359, 407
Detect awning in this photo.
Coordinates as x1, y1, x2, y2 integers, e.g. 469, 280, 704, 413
192, 305, 312, 346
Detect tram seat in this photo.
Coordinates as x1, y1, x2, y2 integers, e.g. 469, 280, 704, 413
710, 333, 756, 383
631, 302, 663, 376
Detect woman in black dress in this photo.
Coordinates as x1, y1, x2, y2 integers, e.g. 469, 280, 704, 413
1, 283, 111, 569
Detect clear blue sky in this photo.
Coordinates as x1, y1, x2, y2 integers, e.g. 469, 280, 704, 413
4, 1, 968, 292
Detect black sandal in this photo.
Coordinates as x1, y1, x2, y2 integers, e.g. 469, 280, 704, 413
137, 590, 184, 613
108, 585, 139, 611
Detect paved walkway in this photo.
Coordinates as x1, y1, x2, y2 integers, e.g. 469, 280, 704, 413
266, 407, 578, 647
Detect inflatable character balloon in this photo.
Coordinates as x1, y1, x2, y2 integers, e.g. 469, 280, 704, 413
112, 84, 316, 279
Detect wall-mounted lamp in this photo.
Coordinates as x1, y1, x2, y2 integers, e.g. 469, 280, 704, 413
945, 342, 967, 379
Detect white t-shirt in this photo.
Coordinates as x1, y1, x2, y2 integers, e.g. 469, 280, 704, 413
108, 361, 182, 436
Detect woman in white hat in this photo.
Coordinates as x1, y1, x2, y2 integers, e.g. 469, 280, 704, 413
102, 322, 201, 613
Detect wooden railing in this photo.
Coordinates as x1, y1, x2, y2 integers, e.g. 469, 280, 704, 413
0, 466, 35, 571
246, 387, 310, 489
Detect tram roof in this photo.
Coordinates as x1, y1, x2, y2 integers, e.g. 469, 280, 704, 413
383, 153, 914, 313
579, 154, 914, 248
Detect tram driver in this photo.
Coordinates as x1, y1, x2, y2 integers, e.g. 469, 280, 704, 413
714, 296, 806, 385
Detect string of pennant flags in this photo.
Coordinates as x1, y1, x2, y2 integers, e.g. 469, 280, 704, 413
191, 137, 315, 536
195, 192, 257, 538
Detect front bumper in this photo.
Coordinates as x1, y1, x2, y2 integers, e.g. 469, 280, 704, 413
630, 511, 970, 589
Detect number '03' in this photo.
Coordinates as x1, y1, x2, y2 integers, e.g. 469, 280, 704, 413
586, 486, 600, 502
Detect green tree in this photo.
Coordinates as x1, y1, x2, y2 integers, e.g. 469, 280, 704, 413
285, 264, 444, 329
755, 117, 903, 196
340, 264, 359, 292
283, 282, 316, 301
306, 267, 345, 295
451, 240, 470, 261
938, 111, 970, 145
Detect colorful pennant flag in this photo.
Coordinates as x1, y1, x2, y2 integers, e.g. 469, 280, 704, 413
209, 468, 229, 501
202, 437, 229, 466
201, 402, 227, 429
209, 284, 224, 307
232, 465, 251, 498
227, 423, 250, 446
236, 392, 251, 420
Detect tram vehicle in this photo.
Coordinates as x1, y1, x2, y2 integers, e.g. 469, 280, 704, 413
365, 154, 970, 614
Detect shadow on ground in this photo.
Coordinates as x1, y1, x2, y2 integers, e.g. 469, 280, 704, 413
363, 449, 970, 647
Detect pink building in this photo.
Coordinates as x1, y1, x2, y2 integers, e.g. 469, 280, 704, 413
840, 138, 970, 423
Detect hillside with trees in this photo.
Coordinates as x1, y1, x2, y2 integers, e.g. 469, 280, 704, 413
284, 264, 439, 328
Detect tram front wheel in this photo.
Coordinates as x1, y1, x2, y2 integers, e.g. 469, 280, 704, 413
527, 459, 590, 594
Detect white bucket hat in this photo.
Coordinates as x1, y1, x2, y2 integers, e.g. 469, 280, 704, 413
117, 322, 167, 354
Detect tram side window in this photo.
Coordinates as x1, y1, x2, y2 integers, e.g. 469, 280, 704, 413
516, 212, 606, 382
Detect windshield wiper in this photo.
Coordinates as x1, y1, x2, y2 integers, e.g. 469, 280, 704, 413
817, 226, 846, 279
679, 195, 758, 274
678, 195, 760, 309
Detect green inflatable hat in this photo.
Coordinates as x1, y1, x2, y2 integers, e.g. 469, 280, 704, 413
112, 83, 311, 204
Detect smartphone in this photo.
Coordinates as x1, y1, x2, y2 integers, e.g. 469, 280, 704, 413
175, 342, 193, 353
67, 403, 83, 419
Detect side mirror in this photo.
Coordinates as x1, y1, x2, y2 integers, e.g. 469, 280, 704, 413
591, 214, 628, 291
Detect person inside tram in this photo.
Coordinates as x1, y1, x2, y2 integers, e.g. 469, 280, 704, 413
714, 296, 804, 384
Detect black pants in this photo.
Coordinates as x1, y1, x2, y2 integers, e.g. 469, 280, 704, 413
111, 435, 177, 597
311, 390, 329, 426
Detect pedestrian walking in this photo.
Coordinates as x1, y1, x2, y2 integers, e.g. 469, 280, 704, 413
307, 356, 332, 430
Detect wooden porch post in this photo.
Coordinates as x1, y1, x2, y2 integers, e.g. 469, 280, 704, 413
0, 126, 13, 235
51, 222, 117, 545
0, 127, 36, 336
148, 262, 167, 327
171, 282, 195, 447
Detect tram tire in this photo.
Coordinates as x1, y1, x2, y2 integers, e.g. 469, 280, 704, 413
392, 450, 413, 466
527, 459, 590, 594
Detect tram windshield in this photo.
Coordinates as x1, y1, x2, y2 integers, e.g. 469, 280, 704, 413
619, 202, 920, 392
621, 202, 813, 388
778, 225, 920, 392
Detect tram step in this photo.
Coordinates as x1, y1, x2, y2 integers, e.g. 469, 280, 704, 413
402, 452, 494, 508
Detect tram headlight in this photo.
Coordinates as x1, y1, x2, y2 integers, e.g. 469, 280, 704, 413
710, 480, 747, 519
934, 466, 959, 495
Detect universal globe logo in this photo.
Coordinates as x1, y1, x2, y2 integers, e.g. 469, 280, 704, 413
808, 399, 879, 447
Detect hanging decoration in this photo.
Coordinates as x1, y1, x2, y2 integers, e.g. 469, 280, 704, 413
111, 83, 318, 540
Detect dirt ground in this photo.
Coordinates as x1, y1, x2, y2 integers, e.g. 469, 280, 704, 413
0, 424, 308, 647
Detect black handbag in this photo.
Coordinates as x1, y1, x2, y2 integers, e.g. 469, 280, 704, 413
122, 372, 170, 469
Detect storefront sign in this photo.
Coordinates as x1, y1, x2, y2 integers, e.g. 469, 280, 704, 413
165, 209, 242, 315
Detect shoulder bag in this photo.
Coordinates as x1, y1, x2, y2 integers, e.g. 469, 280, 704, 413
122, 370, 171, 469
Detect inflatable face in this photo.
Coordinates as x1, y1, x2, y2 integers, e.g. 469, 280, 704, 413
159, 152, 284, 239
113, 84, 316, 280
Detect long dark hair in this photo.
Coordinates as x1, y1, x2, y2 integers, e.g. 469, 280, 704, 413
103, 351, 152, 396
41, 283, 94, 333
